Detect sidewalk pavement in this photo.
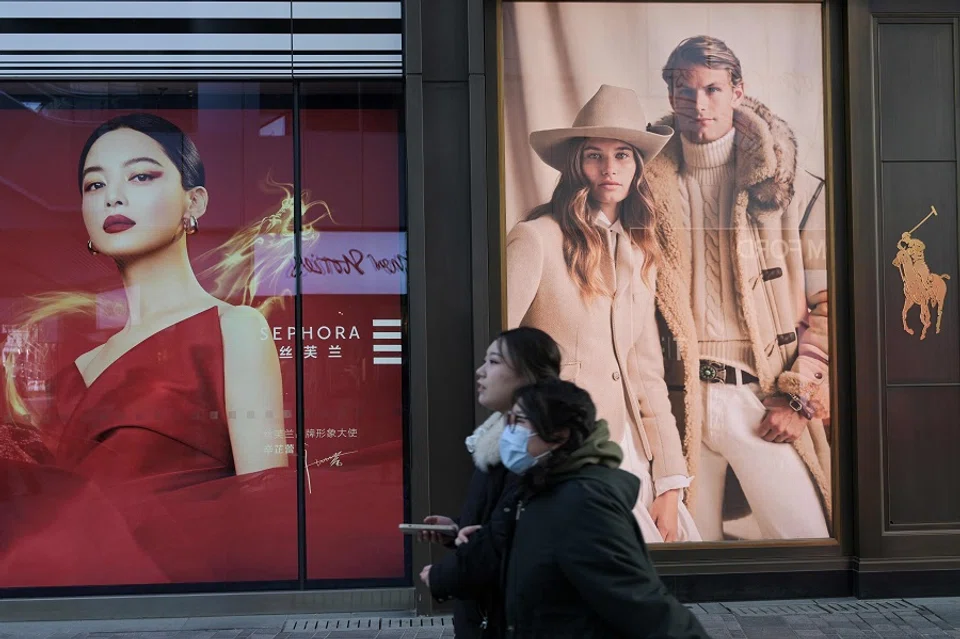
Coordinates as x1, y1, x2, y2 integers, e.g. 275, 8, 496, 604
1, 597, 959, 638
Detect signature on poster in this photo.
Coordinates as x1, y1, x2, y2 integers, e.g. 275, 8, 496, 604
304, 449, 359, 494
892, 206, 951, 340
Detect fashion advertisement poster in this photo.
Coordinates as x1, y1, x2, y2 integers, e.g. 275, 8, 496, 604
0, 83, 406, 588
503, 2, 832, 542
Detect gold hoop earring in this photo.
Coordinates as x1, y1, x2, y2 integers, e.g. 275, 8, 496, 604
183, 216, 199, 235
87, 240, 99, 256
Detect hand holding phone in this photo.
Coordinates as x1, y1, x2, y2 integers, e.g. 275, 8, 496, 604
399, 518, 458, 542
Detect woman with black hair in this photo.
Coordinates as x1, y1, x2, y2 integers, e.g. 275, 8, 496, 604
495, 378, 708, 639
0, 113, 291, 587
418, 327, 561, 639
3, 112, 286, 476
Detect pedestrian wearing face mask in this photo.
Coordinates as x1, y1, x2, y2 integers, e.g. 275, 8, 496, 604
493, 379, 708, 639
417, 327, 561, 639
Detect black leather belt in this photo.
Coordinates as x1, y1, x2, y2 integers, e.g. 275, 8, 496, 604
698, 360, 759, 385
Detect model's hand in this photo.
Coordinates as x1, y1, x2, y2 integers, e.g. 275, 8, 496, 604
650, 489, 681, 543
419, 564, 431, 588
419, 515, 457, 543
758, 396, 807, 443
455, 525, 482, 547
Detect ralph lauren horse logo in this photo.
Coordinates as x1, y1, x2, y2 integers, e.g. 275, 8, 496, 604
892, 206, 951, 340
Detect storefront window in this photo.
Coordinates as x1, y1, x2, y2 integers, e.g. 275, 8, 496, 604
0, 80, 407, 590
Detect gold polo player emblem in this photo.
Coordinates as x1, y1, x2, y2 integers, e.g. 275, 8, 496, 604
892, 206, 951, 340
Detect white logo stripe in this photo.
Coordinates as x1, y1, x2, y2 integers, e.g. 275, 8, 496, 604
0, 33, 401, 52
373, 344, 402, 353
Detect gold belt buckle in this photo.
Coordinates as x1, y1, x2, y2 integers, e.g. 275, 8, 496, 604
699, 360, 727, 383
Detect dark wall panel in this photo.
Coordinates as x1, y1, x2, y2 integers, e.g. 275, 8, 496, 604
421, 0, 469, 81
878, 23, 956, 162
866, 12, 960, 564
876, 18, 960, 539
422, 82, 478, 519
881, 162, 959, 384
406, 0, 482, 613
885, 386, 960, 525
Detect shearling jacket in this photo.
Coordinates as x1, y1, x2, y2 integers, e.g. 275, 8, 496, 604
507, 215, 689, 484
644, 97, 831, 523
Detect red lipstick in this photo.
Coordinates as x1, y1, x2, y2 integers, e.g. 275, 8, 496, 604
103, 215, 136, 234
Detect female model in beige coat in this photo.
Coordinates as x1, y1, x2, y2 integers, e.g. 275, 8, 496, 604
507, 85, 700, 542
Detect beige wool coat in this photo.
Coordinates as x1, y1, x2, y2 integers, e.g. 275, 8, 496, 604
645, 97, 832, 525
506, 215, 689, 484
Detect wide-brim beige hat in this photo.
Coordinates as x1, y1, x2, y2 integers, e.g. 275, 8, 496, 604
530, 84, 674, 172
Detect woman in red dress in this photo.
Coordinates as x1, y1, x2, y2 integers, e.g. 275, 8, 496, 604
0, 114, 299, 587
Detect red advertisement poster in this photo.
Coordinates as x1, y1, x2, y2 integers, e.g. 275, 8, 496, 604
0, 84, 406, 588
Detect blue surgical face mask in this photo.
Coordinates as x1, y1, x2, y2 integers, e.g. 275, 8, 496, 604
499, 425, 550, 475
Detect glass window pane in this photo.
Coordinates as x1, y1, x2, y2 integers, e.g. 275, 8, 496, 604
297, 81, 407, 583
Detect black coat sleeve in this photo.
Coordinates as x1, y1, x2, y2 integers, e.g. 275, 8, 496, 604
429, 478, 519, 602
429, 526, 496, 601
556, 489, 709, 639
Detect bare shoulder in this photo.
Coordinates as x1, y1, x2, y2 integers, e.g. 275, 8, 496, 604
217, 304, 271, 344
74, 342, 107, 370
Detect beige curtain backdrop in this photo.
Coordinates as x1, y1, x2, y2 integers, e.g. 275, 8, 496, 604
502, 1, 825, 231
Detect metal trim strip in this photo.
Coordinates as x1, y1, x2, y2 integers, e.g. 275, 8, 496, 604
0, 1, 402, 20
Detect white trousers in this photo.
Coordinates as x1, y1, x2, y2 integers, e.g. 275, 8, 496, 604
617, 427, 702, 543
693, 381, 829, 541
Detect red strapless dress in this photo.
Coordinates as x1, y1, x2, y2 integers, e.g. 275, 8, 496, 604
0, 308, 405, 589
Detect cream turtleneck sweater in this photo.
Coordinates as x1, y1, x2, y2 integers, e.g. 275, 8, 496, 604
679, 128, 755, 375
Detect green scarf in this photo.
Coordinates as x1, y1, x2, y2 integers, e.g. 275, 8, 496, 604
548, 419, 623, 477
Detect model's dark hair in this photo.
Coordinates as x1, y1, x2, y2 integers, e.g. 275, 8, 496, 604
78, 113, 205, 192
497, 327, 561, 383
513, 379, 597, 490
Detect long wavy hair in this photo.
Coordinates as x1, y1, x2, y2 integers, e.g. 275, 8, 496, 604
527, 138, 662, 298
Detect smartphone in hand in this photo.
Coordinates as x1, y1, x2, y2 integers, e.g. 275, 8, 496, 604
398, 523, 459, 536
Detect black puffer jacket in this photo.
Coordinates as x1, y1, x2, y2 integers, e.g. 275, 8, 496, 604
501, 421, 709, 639
429, 413, 516, 639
